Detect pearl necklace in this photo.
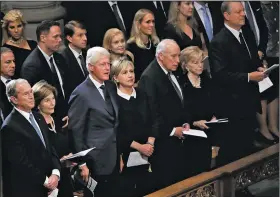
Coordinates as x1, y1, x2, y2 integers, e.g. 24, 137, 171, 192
144, 38, 152, 50
9, 36, 24, 45
189, 75, 201, 88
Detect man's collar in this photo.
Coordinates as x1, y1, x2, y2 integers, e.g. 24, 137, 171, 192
14, 107, 31, 121
89, 74, 105, 89
38, 45, 53, 61
156, 58, 169, 75
69, 45, 82, 58
224, 23, 242, 40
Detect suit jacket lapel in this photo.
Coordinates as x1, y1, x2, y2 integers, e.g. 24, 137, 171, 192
12, 109, 47, 150
105, 81, 119, 118
33, 112, 51, 151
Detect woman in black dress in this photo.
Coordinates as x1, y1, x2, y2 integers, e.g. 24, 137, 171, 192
32, 80, 73, 197
163, 1, 206, 51
180, 46, 220, 176
2, 9, 37, 79
103, 28, 134, 63
127, 9, 160, 82
110, 59, 155, 197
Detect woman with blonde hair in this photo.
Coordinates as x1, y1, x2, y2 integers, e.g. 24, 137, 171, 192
127, 9, 160, 82
2, 9, 37, 78
103, 28, 134, 63
164, 1, 206, 52
111, 59, 156, 196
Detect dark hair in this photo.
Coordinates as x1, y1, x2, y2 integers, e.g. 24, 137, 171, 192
36, 20, 60, 41
64, 20, 86, 44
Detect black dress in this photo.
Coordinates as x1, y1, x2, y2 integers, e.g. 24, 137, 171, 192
127, 41, 156, 82
163, 23, 202, 51
3, 40, 37, 79
181, 71, 219, 176
47, 121, 73, 197
117, 88, 155, 197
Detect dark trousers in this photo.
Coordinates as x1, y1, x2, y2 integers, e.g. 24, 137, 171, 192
216, 118, 258, 167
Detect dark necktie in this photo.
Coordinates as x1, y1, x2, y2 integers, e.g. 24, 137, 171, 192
78, 54, 87, 76
244, 2, 258, 45
111, 3, 126, 34
29, 113, 46, 148
49, 57, 65, 98
167, 72, 184, 104
239, 32, 251, 58
100, 85, 115, 117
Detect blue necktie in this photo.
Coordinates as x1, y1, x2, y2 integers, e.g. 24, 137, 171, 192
201, 5, 213, 41
29, 113, 46, 148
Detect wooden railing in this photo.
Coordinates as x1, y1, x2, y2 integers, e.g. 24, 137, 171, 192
145, 143, 279, 197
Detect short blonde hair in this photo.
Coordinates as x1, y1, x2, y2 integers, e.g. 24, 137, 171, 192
128, 9, 160, 49
180, 46, 204, 73
2, 9, 27, 45
32, 80, 57, 108
110, 58, 134, 84
103, 28, 125, 51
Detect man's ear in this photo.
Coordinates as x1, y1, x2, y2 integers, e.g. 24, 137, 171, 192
40, 34, 46, 43
66, 35, 72, 43
223, 12, 230, 21
10, 96, 17, 105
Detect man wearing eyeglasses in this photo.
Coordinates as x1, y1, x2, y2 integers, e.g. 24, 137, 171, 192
68, 47, 120, 197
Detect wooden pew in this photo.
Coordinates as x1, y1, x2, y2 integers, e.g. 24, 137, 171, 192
146, 143, 279, 197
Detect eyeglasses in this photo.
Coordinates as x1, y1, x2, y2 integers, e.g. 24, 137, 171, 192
97, 62, 111, 68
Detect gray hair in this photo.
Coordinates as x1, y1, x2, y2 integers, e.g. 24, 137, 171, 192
86, 47, 110, 70
156, 39, 178, 57
221, 1, 233, 15
6, 78, 29, 106
1, 47, 13, 55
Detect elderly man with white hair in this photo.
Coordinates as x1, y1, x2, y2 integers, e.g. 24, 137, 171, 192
68, 47, 120, 197
138, 39, 192, 190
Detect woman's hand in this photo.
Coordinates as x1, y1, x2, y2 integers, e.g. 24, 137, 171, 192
62, 116, 69, 128
138, 144, 154, 157
193, 120, 209, 130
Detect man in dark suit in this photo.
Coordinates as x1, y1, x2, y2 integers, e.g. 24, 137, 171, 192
21, 20, 69, 130
193, 1, 224, 49
209, 1, 266, 167
60, 20, 88, 94
68, 47, 120, 197
138, 39, 191, 190
1, 79, 61, 197
0, 47, 15, 118
242, 1, 268, 59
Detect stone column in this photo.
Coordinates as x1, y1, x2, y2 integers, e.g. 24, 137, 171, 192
1, 1, 66, 41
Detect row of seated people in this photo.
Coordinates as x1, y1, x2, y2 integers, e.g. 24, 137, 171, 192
0, 1, 279, 197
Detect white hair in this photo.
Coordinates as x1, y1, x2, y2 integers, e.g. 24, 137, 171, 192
86, 47, 110, 70
155, 39, 178, 57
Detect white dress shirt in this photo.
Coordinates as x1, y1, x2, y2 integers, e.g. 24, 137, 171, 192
37, 46, 65, 97
194, 2, 213, 32
14, 107, 60, 184
68, 45, 86, 76
1, 76, 11, 86
89, 74, 106, 100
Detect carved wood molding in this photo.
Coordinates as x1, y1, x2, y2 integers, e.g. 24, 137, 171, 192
177, 182, 218, 197
234, 156, 279, 190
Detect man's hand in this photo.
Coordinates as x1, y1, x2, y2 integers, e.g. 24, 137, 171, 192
173, 127, 185, 140
45, 174, 59, 191
193, 120, 209, 130
120, 155, 124, 173
80, 165, 89, 183
138, 144, 154, 157
258, 50, 264, 60
249, 71, 266, 82
62, 116, 69, 128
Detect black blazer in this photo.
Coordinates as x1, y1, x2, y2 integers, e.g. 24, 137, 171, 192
60, 46, 88, 94
243, 1, 268, 55
1, 109, 60, 197
138, 59, 190, 139
68, 77, 120, 176
209, 27, 262, 119
193, 2, 224, 49
0, 81, 13, 118
21, 47, 69, 129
